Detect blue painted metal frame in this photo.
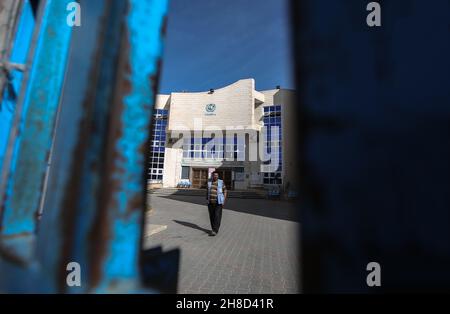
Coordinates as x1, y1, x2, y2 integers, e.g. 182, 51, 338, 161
0, 1, 36, 170
0, 0, 71, 251
0, 0, 73, 292
0, 0, 169, 293
34, 0, 112, 293
1, 0, 73, 237
99, 0, 168, 292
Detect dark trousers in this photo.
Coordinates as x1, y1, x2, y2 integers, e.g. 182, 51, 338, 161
208, 202, 223, 233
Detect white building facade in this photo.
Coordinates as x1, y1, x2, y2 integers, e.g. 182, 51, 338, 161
148, 79, 297, 191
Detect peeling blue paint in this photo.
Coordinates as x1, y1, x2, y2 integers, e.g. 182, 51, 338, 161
114, 0, 167, 214
0, 0, 73, 292
1, 0, 169, 293
1, 0, 73, 236
102, 0, 169, 287
0, 1, 36, 169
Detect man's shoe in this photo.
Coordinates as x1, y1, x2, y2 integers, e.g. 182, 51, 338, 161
209, 231, 216, 236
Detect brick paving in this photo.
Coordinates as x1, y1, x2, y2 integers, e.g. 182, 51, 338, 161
144, 193, 300, 294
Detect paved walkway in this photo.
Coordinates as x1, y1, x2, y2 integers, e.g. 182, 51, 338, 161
144, 194, 300, 294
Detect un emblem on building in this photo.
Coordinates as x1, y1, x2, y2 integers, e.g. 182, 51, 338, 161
205, 103, 216, 113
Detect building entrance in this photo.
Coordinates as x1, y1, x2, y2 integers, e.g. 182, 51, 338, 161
191, 168, 233, 190
215, 168, 232, 190
192, 168, 208, 188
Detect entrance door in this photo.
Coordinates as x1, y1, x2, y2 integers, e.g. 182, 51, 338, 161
192, 168, 208, 188
216, 169, 233, 190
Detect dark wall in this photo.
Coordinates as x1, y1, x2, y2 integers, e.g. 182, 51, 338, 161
291, 0, 450, 292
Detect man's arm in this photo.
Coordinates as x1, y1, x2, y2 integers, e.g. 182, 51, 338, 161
223, 184, 228, 204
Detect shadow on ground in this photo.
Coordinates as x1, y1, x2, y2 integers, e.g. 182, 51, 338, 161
173, 220, 211, 234
157, 193, 299, 222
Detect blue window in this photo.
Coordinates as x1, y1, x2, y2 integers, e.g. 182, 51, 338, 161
148, 108, 168, 182
182, 135, 245, 161
262, 105, 283, 185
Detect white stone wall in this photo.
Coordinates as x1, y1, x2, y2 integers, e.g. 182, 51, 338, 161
167, 79, 260, 132
261, 89, 298, 190
154, 94, 170, 110
162, 146, 183, 188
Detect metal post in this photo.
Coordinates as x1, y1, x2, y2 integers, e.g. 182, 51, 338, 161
0, 0, 73, 291
35, 0, 168, 293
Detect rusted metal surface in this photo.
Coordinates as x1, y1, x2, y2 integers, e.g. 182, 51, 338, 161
0, 0, 73, 278
1, 0, 169, 293
34, 0, 116, 293
37, 0, 168, 293
0, 0, 73, 293
91, 0, 168, 292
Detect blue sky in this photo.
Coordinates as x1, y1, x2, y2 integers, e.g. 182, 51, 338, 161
158, 0, 294, 94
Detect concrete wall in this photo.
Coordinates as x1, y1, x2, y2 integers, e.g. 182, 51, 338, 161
162, 146, 182, 188
154, 94, 170, 110
167, 79, 259, 132
277, 89, 298, 191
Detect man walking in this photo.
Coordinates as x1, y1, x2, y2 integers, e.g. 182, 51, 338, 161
206, 171, 227, 236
